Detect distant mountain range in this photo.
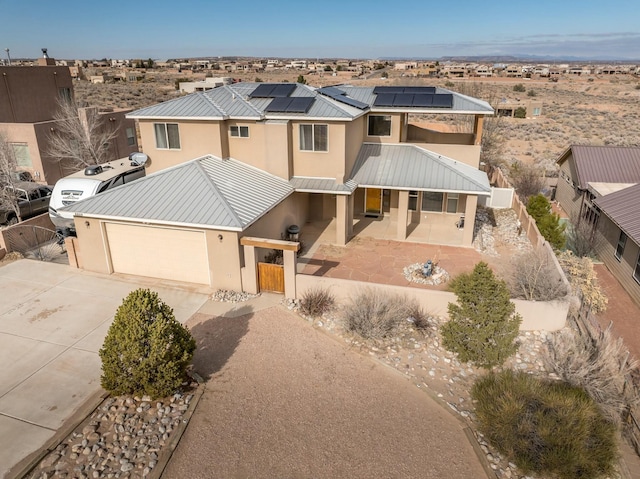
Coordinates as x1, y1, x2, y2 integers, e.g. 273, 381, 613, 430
382, 54, 639, 63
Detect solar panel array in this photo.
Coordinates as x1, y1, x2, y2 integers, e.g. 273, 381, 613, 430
265, 96, 315, 113
372, 86, 436, 95
373, 92, 453, 109
249, 83, 296, 98
316, 87, 369, 110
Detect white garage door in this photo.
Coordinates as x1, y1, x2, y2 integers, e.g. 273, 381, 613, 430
105, 223, 210, 285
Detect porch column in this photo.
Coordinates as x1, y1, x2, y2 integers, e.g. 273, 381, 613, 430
336, 194, 348, 246
473, 115, 484, 146
463, 195, 478, 246
283, 249, 297, 299
397, 190, 409, 240
347, 193, 354, 237
242, 244, 258, 294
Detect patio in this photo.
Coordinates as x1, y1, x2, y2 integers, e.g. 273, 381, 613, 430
297, 218, 486, 291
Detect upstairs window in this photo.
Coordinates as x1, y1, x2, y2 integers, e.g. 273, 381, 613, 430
299, 124, 328, 152
230, 126, 249, 138
10, 143, 32, 167
615, 231, 627, 261
368, 115, 392, 136
126, 127, 136, 146
154, 123, 180, 149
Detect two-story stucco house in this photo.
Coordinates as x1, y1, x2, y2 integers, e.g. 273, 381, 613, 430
64, 83, 493, 291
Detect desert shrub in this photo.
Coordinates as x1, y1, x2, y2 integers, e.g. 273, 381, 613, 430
444, 80, 455, 87
441, 262, 521, 368
545, 325, 639, 425
514, 106, 527, 118
527, 89, 537, 97
341, 289, 423, 339
100, 289, 196, 398
299, 287, 335, 318
513, 83, 526, 92
507, 248, 568, 301
508, 161, 545, 202
557, 250, 608, 313
472, 370, 617, 479
527, 194, 566, 249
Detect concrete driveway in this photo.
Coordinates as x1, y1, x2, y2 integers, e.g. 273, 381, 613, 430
0, 260, 209, 478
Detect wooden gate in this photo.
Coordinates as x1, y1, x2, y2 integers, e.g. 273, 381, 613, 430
258, 262, 285, 293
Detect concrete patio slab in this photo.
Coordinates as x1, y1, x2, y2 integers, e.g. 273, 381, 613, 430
0, 259, 209, 478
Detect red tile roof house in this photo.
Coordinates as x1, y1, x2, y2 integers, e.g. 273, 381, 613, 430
556, 145, 640, 307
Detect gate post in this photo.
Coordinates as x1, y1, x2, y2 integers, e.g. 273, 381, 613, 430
243, 244, 258, 294
283, 249, 297, 298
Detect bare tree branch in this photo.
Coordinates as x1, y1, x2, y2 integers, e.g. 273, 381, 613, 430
0, 132, 21, 221
47, 99, 120, 171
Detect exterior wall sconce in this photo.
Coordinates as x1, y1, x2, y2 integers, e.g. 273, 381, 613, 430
218, 234, 223, 242
84, 221, 90, 229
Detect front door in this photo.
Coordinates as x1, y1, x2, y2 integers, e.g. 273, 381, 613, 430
365, 188, 382, 216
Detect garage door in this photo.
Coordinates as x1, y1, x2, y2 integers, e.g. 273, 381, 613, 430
105, 223, 210, 285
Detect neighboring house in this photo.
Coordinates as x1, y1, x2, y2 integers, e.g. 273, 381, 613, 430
495, 99, 543, 118
556, 145, 640, 306
0, 65, 139, 185
63, 82, 493, 290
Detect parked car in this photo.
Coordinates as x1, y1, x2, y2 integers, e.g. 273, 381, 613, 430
49, 154, 147, 236
0, 182, 54, 225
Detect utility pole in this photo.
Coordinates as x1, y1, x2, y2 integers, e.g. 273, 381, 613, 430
5, 48, 11, 66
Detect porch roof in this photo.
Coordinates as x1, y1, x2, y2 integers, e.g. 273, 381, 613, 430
290, 176, 357, 195
349, 143, 491, 195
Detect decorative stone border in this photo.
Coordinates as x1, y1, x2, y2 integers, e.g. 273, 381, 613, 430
403, 262, 450, 286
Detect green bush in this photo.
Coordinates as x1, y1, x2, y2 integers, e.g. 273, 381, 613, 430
341, 289, 424, 339
441, 262, 521, 368
472, 370, 617, 479
513, 83, 526, 92
514, 106, 527, 118
527, 194, 566, 249
99, 289, 196, 398
300, 287, 335, 318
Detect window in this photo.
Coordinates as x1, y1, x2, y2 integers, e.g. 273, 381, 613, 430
10, 143, 32, 167
299, 124, 328, 152
446, 193, 459, 213
230, 125, 249, 138
154, 123, 180, 149
126, 127, 136, 146
422, 192, 443, 212
634, 254, 640, 284
368, 115, 392, 136
615, 231, 627, 261
408, 191, 418, 211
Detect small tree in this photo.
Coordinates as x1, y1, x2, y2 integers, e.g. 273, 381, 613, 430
527, 194, 565, 249
296, 74, 307, 85
48, 98, 120, 171
513, 83, 526, 92
0, 133, 21, 222
507, 248, 568, 301
441, 262, 521, 368
509, 161, 545, 202
100, 289, 196, 398
514, 106, 527, 118
566, 211, 597, 257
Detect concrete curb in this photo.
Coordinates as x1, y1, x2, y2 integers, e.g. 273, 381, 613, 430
150, 372, 205, 479
7, 388, 109, 479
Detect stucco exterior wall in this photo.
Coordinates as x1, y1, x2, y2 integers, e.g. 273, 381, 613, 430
139, 120, 226, 173
363, 113, 404, 143
594, 215, 640, 307
243, 193, 309, 241
0, 123, 47, 182
296, 274, 567, 331
409, 143, 481, 168
291, 121, 347, 181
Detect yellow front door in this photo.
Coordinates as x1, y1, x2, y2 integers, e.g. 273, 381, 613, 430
365, 188, 382, 216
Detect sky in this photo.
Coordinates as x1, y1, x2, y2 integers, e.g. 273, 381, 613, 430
1, 0, 639, 60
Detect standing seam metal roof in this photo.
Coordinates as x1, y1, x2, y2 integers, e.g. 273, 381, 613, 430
62, 155, 293, 230
349, 143, 490, 194
564, 146, 640, 189
593, 183, 640, 245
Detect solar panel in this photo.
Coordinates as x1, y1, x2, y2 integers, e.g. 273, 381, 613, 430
404, 86, 436, 94
271, 84, 296, 97
265, 97, 315, 113
287, 97, 315, 113
317, 87, 369, 109
412, 94, 434, 107
373, 86, 405, 94
249, 84, 276, 98
265, 97, 292, 112
373, 93, 395, 107
432, 94, 454, 108
392, 93, 414, 107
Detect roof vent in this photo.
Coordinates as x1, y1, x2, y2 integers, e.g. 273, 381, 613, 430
84, 165, 103, 176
